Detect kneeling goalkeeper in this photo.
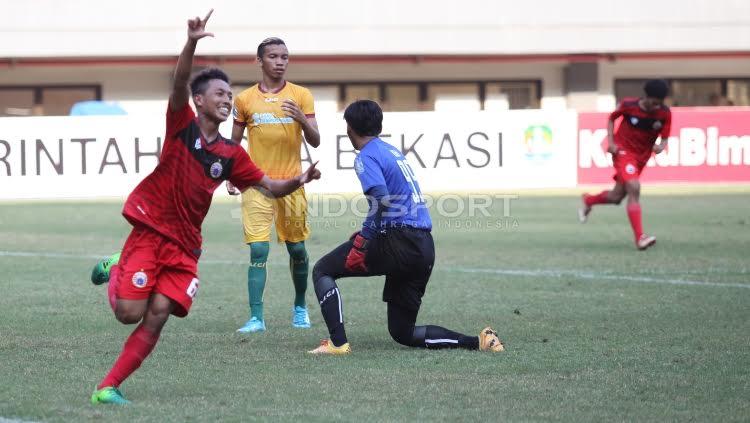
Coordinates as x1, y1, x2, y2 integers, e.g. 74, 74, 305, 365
308, 100, 504, 355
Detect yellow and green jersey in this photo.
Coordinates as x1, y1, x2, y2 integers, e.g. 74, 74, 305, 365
232, 82, 315, 178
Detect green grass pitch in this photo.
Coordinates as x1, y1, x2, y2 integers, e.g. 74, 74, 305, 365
1, 190, 748, 422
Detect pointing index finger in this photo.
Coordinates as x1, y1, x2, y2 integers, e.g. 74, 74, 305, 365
204, 9, 214, 22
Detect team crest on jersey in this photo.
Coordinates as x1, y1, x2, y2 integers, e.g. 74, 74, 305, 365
625, 164, 637, 174
194, 138, 202, 150
132, 271, 148, 288
210, 161, 223, 179
354, 157, 365, 174
652, 120, 663, 130
630, 116, 639, 126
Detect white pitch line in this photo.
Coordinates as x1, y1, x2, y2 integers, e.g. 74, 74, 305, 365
1, 250, 748, 290
0, 250, 252, 264
451, 267, 750, 289
0, 250, 104, 260
0, 417, 40, 423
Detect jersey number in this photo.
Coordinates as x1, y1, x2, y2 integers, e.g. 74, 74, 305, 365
396, 160, 425, 204
186, 278, 200, 299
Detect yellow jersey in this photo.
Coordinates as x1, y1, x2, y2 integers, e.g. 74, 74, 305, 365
232, 82, 315, 178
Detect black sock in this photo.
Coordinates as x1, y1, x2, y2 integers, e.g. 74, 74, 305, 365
416, 325, 478, 350
387, 303, 478, 350
315, 277, 347, 347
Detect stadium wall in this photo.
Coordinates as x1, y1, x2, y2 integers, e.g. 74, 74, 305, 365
4, 0, 749, 57
3, 1, 749, 115
3, 57, 750, 115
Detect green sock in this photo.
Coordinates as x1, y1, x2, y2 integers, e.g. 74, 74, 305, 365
248, 241, 269, 320
285, 241, 309, 308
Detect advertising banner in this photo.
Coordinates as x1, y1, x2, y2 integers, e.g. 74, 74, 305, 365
578, 108, 750, 185
0, 110, 578, 199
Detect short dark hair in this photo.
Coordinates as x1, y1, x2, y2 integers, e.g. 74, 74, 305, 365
344, 100, 383, 137
257, 37, 286, 59
190, 68, 230, 96
644, 79, 669, 100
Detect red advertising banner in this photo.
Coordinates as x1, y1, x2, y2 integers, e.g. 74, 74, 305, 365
578, 108, 750, 184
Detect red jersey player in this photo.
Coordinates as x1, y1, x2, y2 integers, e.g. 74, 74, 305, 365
89, 10, 321, 405
579, 79, 671, 250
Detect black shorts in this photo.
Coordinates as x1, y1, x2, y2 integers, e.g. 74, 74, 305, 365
373, 228, 435, 310
313, 227, 435, 311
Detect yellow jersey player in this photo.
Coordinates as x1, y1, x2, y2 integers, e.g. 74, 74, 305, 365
229, 37, 320, 333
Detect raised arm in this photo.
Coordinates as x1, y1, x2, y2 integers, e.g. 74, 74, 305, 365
169, 9, 215, 112
300, 117, 321, 148
281, 99, 321, 148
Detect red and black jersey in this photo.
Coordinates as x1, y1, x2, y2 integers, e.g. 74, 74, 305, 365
609, 97, 671, 159
122, 104, 264, 257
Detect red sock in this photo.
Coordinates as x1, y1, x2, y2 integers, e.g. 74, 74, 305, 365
98, 324, 161, 389
584, 190, 610, 207
107, 265, 120, 312
626, 202, 643, 240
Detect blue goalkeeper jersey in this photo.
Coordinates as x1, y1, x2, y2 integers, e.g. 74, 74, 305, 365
354, 137, 432, 232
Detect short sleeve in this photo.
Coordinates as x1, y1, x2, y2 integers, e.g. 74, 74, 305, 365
354, 153, 385, 193
300, 88, 315, 117
166, 103, 195, 138
229, 147, 265, 191
232, 95, 247, 126
660, 109, 672, 139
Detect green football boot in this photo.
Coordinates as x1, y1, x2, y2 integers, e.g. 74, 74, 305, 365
90, 252, 121, 285
91, 386, 130, 405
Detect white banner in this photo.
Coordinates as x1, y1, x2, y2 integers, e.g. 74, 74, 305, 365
0, 110, 577, 199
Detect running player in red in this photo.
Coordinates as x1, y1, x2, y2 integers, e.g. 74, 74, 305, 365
88, 10, 320, 405
579, 79, 671, 250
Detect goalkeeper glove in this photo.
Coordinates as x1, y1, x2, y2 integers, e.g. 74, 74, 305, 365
345, 233, 369, 273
